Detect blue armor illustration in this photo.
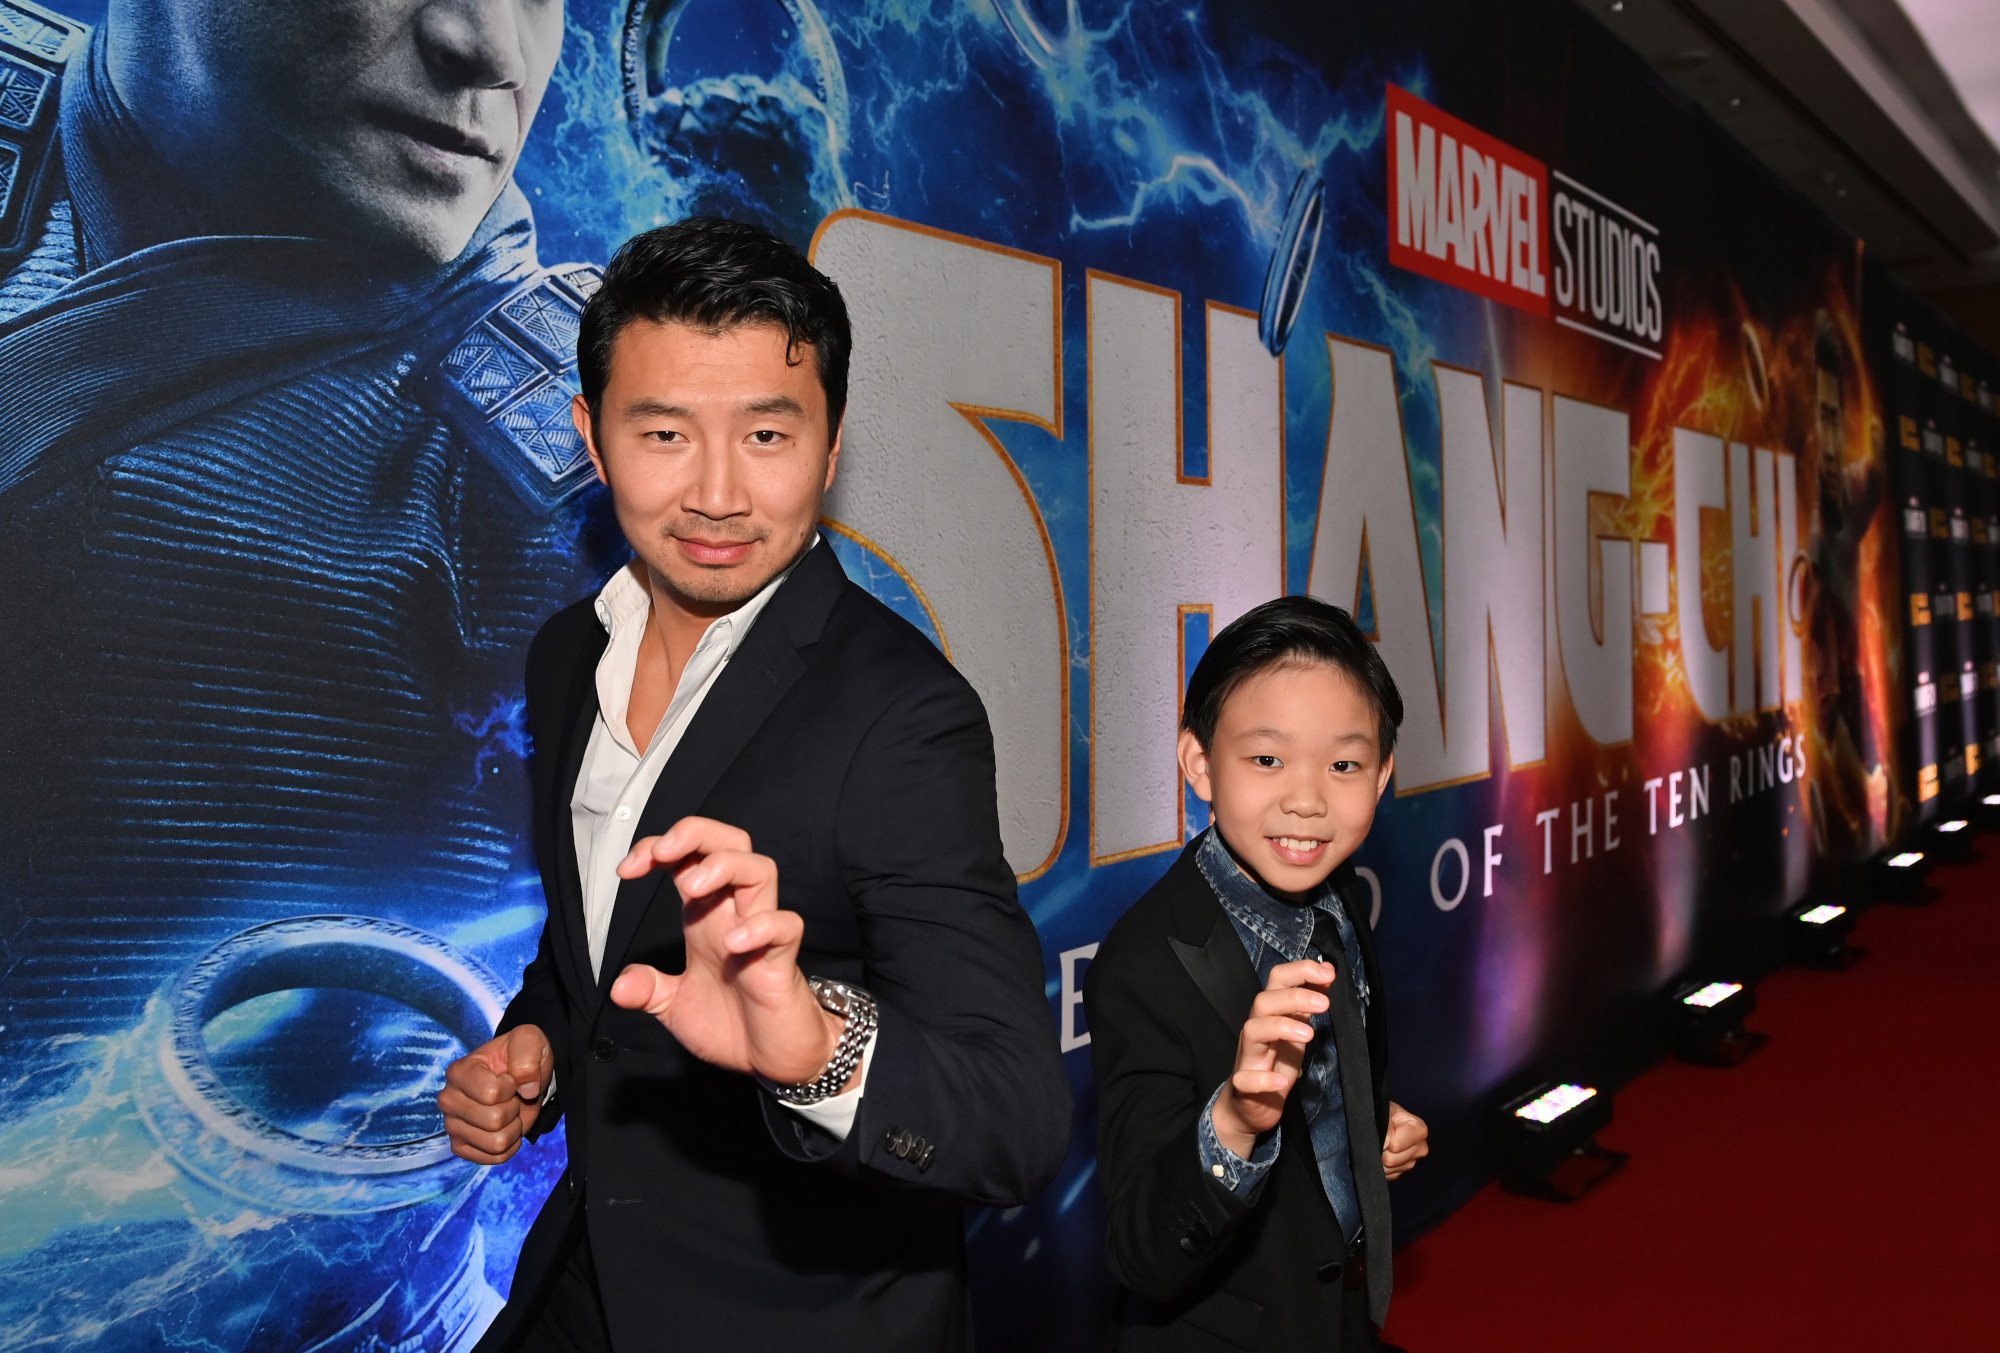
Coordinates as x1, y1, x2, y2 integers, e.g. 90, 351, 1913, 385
0, 3, 617, 1345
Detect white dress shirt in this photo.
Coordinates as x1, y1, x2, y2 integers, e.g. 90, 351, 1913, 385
569, 537, 871, 1137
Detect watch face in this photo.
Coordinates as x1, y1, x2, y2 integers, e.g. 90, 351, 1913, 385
812, 978, 869, 1017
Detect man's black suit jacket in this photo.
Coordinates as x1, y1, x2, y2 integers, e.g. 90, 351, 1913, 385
1085, 840, 1390, 1352
477, 544, 1071, 1352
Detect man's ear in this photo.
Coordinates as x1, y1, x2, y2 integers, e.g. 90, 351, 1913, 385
572, 394, 609, 487
1375, 751, 1395, 801
823, 419, 843, 491
1177, 729, 1214, 805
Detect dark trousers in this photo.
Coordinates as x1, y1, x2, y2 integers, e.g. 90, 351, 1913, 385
515, 1215, 614, 1353
1338, 1282, 1386, 1352
1329, 1232, 1390, 1353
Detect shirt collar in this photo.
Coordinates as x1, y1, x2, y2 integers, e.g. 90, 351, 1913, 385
592, 532, 820, 659
1194, 825, 1334, 961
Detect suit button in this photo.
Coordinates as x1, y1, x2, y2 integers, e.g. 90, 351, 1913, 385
1179, 1236, 1200, 1258
882, 1126, 903, 1154
916, 1141, 935, 1172
1316, 1260, 1342, 1284
591, 1037, 617, 1062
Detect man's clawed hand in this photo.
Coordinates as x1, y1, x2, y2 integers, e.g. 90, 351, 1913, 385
607, 816, 848, 1089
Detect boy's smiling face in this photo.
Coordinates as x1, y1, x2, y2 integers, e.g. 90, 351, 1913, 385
1178, 661, 1394, 901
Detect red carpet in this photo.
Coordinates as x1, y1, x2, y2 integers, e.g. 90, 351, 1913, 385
1383, 845, 2000, 1351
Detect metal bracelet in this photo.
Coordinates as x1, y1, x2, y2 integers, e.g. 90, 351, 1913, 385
769, 978, 878, 1105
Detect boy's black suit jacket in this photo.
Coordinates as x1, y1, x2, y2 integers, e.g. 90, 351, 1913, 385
1086, 839, 1390, 1351
476, 544, 1071, 1353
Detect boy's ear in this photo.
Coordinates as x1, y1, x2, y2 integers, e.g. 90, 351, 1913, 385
1375, 751, 1395, 800
1176, 729, 1214, 804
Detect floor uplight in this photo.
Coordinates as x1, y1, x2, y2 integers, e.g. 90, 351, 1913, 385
1669, 980, 1766, 1064
1499, 1081, 1626, 1202
1874, 848, 1931, 903
1787, 900, 1861, 967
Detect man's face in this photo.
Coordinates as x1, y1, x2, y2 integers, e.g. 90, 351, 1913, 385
135, 0, 563, 261
1817, 364, 1845, 496
1178, 662, 1393, 901
575, 319, 839, 618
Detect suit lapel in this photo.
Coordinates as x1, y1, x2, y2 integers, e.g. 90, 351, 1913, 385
1331, 863, 1390, 1132
1162, 848, 1261, 1040
586, 544, 845, 1014
541, 619, 606, 1005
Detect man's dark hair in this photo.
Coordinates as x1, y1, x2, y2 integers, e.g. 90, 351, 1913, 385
578, 217, 851, 432
1180, 596, 1404, 759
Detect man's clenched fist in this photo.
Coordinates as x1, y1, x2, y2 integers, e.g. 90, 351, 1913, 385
439, 1024, 554, 1166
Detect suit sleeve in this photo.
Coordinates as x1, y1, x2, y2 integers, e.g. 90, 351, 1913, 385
1086, 938, 1261, 1304
492, 612, 578, 1139
763, 671, 1070, 1206
496, 923, 570, 1141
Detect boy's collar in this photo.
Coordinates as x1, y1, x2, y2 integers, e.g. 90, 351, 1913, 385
1194, 826, 1334, 955
1195, 825, 1331, 908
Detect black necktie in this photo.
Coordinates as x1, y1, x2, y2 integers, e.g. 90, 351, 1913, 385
1311, 910, 1392, 1327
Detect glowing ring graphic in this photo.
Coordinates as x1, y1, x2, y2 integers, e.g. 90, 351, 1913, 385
1788, 552, 1813, 635
1259, 167, 1325, 357
1741, 322, 1769, 409
620, 0, 851, 160
994, 0, 1080, 70
132, 915, 508, 1215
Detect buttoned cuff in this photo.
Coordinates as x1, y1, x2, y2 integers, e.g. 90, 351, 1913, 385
1197, 1084, 1279, 1201
775, 1024, 877, 1140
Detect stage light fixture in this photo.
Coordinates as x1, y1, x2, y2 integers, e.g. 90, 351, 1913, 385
1499, 1081, 1627, 1202
1873, 848, 1930, 903
1668, 979, 1766, 1065
1978, 793, 2000, 831
1786, 900, 1861, 967
1929, 819, 1975, 864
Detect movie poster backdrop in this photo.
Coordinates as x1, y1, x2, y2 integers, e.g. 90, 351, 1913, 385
0, 0, 1942, 1347
1874, 278, 2000, 820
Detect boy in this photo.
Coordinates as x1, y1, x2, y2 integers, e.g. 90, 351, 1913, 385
1087, 596, 1429, 1351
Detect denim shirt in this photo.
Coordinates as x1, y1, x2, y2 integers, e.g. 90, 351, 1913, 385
1192, 827, 1368, 1202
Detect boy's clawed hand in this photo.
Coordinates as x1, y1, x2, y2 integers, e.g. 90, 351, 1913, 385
1211, 959, 1335, 1157
1205, 954, 1433, 1181
1382, 1102, 1430, 1179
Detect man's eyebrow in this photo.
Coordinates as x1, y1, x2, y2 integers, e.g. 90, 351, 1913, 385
1239, 726, 1293, 742
621, 397, 691, 419
1331, 731, 1378, 749
741, 395, 807, 418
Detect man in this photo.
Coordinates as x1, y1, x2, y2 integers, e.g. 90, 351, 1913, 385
0, 0, 609, 1073
439, 217, 1072, 1352
1801, 309, 1887, 854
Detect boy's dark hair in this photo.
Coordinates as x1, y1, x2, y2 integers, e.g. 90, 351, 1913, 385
1180, 596, 1404, 759
578, 217, 852, 433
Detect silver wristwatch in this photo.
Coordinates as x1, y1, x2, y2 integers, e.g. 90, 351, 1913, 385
769, 978, 878, 1105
